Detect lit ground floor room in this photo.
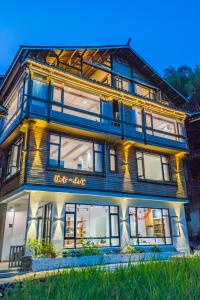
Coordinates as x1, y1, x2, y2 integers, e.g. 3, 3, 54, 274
0, 188, 190, 261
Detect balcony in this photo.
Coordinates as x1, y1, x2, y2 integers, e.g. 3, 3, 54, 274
0, 90, 188, 152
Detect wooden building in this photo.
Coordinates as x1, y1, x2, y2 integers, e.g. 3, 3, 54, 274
0, 44, 190, 260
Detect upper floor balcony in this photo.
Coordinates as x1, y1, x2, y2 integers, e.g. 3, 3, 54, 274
0, 72, 188, 151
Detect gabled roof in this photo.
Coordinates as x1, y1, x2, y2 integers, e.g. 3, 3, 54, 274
0, 43, 188, 106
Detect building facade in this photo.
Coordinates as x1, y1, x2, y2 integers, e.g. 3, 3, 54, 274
0, 45, 190, 261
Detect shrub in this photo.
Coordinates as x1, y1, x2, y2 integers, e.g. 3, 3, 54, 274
151, 245, 162, 253
79, 240, 100, 256
27, 239, 57, 258
121, 245, 145, 254
62, 249, 69, 258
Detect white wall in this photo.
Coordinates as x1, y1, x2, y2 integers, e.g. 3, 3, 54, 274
26, 191, 190, 254
1, 204, 28, 261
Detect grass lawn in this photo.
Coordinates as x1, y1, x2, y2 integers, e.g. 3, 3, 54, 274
5, 257, 200, 300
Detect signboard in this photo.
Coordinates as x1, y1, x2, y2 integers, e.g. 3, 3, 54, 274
53, 175, 86, 186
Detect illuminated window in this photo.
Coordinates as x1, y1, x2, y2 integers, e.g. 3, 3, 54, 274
145, 112, 185, 141
109, 146, 117, 172
129, 207, 172, 245
64, 204, 119, 248
136, 151, 171, 182
49, 134, 103, 173
135, 84, 160, 101
52, 86, 101, 122
114, 76, 130, 92
6, 137, 23, 179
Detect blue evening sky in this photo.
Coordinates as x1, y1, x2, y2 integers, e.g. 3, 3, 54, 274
0, 0, 199, 75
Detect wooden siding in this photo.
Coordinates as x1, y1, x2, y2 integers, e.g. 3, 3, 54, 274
21, 126, 187, 199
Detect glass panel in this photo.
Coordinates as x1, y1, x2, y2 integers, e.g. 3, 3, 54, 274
137, 158, 144, 179
171, 216, 180, 237
49, 144, 59, 166
60, 137, 93, 171
6, 138, 23, 179
95, 152, 103, 172
64, 86, 100, 121
178, 123, 185, 142
111, 238, 120, 246
163, 215, 171, 237
94, 143, 102, 152
50, 134, 60, 144
135, 109, 142, 132
137, 208, 164, 238
130, 238, 138, 245
65, 204, 75, 212
143, 153, 163, 181
65, 214, 75, 238
52, 105, 62, 112
64, 239, 75, 248
163, 164, 170, 181
110, 155, 116, 171
139, 237, 165, 245
110, 206, 118, 214
129, 207, 136, 237
76, 205, 109, 239
165, 237, 172, 244
53, 86, 62, 102
148, 113, 178, 140
111, 215, 119, 237
32, 80, 47, 99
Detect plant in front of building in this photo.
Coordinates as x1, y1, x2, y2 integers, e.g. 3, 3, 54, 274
151, 245, 162, 253
62, 249, 69, 258
27, 239, 57, 258
79, 239, 100, 256
5, 257, 200, 299
121, 245, 145, 254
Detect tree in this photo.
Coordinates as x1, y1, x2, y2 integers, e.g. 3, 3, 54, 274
163, 65, 200, 111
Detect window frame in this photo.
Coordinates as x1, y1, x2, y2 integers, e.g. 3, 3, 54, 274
128, 206, 173, 246
5, 136, 24, 180
109, 145, 118, 173
48, 133, 104, 174
64, 203, 120, 248
136, 150, 172, 183
145, 112, 185, 141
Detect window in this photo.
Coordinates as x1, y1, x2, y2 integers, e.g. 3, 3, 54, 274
114, 76, 130, 92
109, 146, 117, 172
36, 203, 52, 242
6, 137, 23, 179
52, 86, 101, 122
145, 112, 185, 141
132, 108, 143, 132
4, 83, 24, 129
112, 100, 120, 120
64, 204, 120, 248
49, 134, 103, 173
136, 151, 171, 182
129, 207, 172, 245
135, 84, 160, 101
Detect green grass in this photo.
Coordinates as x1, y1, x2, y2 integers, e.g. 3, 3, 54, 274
5, 257, 200, 300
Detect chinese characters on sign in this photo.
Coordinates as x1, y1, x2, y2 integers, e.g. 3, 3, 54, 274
54, 175, 86, 186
